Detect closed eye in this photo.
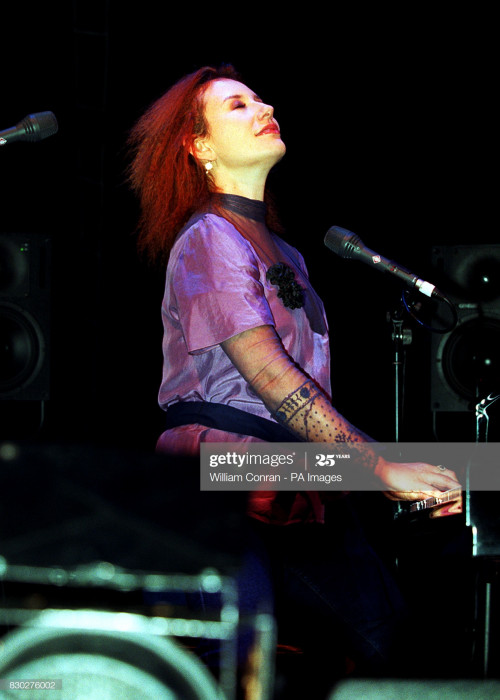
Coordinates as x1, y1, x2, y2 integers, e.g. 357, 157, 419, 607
224, 93, 264, 110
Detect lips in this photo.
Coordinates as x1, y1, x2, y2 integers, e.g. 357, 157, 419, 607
257, 123, 280, 136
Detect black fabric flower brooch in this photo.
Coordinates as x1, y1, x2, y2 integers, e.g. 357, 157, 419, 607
266, 262, 305, 309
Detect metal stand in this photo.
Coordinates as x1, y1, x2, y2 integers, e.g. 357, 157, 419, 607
388, 302, 412, 442
470, 392, 500, 678
0, 560, 276, 699
476, 393, 500, 443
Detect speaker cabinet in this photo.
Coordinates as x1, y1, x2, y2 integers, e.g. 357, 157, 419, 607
0, 233, 50, 400
430, 244, 500, 412
0, 611, 223, 700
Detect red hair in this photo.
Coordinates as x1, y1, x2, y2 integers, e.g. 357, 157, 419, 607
127, 65, 284, 265
127, 65, 239, 264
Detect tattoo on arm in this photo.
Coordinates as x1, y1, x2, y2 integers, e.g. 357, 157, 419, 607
273, 379, 379, 470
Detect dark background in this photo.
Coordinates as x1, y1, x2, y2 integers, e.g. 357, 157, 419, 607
1, 3, 497, 449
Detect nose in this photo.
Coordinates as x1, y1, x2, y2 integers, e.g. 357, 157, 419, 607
258, 102, 274, 121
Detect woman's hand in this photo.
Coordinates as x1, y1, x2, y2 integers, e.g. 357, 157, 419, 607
375, 458, 462, 501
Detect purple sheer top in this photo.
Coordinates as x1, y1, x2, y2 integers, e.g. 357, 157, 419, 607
156, 195, 332, 523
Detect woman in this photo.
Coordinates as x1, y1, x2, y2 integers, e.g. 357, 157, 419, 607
128, 65, 461, 687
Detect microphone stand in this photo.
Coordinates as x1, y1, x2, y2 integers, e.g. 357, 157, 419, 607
389, 287, 457, 443
388, 299, 412, 443
470, 391, 500, 677
475, 392, 500, 444
387, 298, 413, 526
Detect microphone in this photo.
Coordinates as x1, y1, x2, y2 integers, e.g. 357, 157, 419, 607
0, 111, 58, 146
324, 225, 446, 299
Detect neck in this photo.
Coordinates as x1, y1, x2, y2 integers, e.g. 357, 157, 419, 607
218, 183, 265, 201
211, 165, 269, 201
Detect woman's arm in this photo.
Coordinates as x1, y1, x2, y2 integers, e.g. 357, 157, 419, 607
222, 324, 461, 500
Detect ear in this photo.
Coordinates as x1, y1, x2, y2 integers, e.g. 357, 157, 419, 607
190, 137, 216, 165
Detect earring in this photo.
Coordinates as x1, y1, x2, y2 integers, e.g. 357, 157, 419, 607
204, 161, 213, 172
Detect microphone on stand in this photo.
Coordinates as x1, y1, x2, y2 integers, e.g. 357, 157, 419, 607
324, 225, 448, 300
0, 111, 58, 146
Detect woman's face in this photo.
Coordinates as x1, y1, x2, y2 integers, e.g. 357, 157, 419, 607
195, 79, 286, 174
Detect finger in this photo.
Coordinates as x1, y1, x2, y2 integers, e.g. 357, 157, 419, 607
398, 467, 460, 493
384, 489, 438, 502
420, 479, 459, 496
433, 465, 461, 485
427, 473, 462, 490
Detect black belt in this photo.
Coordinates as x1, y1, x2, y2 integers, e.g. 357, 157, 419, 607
164, 401, 301, 443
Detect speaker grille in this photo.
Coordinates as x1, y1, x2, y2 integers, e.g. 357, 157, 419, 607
0, 233, 50, 400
